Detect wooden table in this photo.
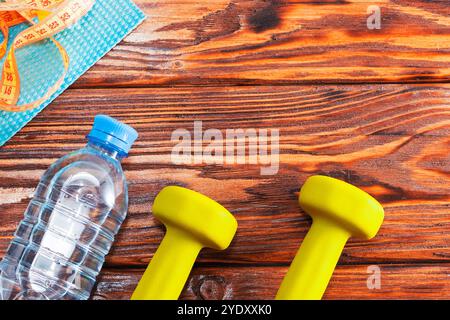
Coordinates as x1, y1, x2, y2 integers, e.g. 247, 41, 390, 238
1, 0, 449, 300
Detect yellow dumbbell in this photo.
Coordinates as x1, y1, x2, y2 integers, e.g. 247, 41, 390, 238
131, 186, 238, 300
276, 175, 384, 300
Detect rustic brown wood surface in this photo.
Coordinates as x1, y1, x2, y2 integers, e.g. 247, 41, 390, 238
1, 0, 450, 300
93, 264, 450, 300
75, 0, 450, 87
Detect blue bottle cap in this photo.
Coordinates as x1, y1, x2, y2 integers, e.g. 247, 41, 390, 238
87, 115, 138, 156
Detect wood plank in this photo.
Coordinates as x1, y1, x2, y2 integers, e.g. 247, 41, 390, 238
92, 264, 450, 300
0, 85, 449, 267
75, 0, 450, 87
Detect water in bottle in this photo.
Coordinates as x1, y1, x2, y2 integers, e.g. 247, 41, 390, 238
0, 115, 138, 300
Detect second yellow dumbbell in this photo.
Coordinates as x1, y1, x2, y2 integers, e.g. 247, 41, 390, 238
276, 175, 384, 300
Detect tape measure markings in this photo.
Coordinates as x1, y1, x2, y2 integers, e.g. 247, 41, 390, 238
0, 0, 95, 112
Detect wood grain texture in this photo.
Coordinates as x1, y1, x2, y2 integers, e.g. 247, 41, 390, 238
1, 84, 449, 272
74, 0, 450, 87
92, 264, 450, 300
1, 1, 449, 298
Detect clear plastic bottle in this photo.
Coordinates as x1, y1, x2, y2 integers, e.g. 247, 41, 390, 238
0, 115, 138, 300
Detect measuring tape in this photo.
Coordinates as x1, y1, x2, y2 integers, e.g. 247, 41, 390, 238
0, 0, 95, 112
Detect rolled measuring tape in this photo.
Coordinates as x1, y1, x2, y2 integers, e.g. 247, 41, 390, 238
0, 0, 95, 112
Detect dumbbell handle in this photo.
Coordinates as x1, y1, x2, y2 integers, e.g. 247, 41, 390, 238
276, 218, 350, 300
131, 228, 202, 300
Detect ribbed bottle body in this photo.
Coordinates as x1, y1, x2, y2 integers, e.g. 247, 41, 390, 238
0, 144, 128, 300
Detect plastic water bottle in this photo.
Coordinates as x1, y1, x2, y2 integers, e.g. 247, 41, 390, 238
0, 115, 138, 300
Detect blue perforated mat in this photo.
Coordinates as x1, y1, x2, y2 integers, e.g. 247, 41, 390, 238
0, 0, 145, 146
